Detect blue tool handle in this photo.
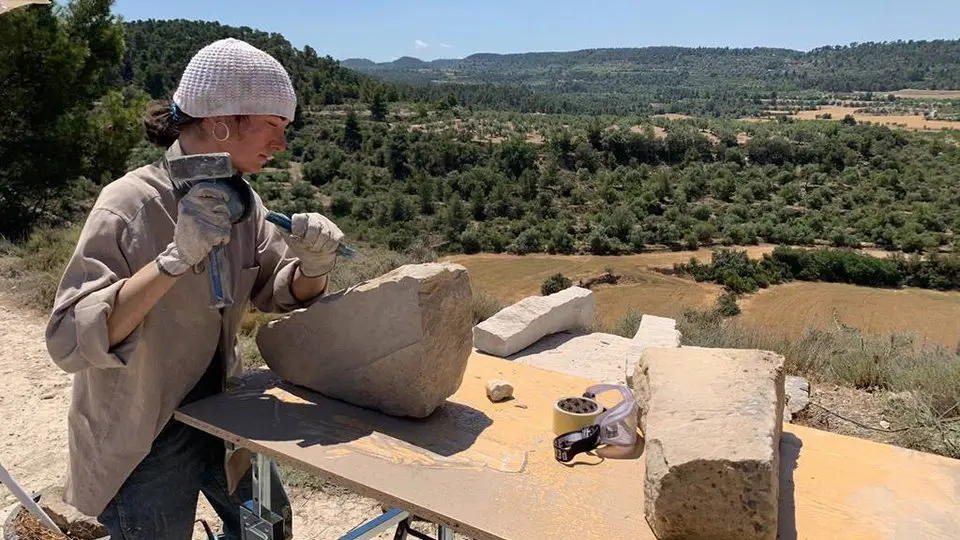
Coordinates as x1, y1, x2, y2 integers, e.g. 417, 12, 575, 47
208, 245, 231, 308
265, 210, 356, 258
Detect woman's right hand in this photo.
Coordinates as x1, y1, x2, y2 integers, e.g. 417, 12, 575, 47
155, 184, 233, 276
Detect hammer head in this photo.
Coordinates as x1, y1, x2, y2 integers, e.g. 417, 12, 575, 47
166, 152, 254, 224
166, 152, 235, 188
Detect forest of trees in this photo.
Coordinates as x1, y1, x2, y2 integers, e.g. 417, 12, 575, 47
121, 19, 619, 116
0, 0, 149, 239
348, 41, 960, 116
121, 19, 396, 110
250, 108, 960, 259
349, 41, 960, 93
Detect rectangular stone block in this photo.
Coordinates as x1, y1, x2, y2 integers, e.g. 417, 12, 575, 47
472, 286, 595, 357
632, 314, 681, 349
256, 262, 473, 418
633, 347, 785, 540
625, 314, 682, 387
507, 330, 639, 384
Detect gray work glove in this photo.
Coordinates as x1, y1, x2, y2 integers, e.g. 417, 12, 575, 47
280, 212, 344, 277
155, 185, 233, 276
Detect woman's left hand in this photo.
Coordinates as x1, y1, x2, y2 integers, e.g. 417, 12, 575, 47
279, 213, 344, 277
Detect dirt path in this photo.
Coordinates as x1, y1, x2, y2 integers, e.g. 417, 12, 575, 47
0, 292, 434, 539
0, 297, 73, 509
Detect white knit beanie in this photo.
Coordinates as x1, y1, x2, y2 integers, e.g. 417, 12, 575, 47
173, 38, 297, 121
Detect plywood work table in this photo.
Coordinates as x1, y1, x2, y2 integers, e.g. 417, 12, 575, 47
175, 352, 960, 540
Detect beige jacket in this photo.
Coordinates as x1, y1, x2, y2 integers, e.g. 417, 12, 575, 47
45, 140, 309, 517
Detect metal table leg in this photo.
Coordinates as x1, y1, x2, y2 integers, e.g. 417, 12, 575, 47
240, 453, 285, 540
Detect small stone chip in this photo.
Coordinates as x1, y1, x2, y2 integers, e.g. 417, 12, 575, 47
486, 380, 514, 402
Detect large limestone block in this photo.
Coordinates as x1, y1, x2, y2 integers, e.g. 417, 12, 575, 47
506, 330, 639, 384
633, 347, 785, 540
256, 262, 473, 418
473, 286, 595, 357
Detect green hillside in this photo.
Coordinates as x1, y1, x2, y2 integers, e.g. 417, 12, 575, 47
120, 19, 571, 115
347, 41, 960, 92
121, 19, 392, 108
345, 41, 960, 116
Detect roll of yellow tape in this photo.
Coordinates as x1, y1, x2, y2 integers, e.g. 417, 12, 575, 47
552, 396, 603, 435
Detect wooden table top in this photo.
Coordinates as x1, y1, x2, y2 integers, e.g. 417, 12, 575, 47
175, 352, 960, 540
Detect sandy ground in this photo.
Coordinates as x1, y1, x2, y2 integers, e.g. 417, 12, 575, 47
792, 106, 960, 131
0, 292, 450, 539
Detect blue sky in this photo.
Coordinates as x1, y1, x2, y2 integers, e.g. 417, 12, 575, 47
113, 0, 960, 63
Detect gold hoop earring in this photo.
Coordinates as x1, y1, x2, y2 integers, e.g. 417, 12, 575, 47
212, 121, 230, 142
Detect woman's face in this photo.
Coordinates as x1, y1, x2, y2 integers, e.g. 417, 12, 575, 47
213, 115, 290, 173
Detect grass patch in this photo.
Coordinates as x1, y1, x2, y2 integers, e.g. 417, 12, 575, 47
0, 226, 80, 313
609, 308, 643, 338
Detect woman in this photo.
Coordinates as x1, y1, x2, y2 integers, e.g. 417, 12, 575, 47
45, 37, 340, 539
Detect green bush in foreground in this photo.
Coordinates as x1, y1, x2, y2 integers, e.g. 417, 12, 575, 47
541, 273, 572, 296
717, 291, 741, 316
610, 308, 643, 338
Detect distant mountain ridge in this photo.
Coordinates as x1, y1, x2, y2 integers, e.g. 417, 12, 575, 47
341, 40, 960, 94
343, 45, 802, 68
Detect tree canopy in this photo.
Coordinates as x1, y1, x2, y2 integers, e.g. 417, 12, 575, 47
0, 0, 148, 238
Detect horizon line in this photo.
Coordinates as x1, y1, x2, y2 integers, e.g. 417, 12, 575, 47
337, 38, 958, 64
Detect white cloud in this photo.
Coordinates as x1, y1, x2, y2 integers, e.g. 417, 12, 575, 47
414, 39, 428, 49
440, 43, 453, 49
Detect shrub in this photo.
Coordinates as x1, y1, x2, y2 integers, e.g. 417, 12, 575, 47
460, 229, 482, 254
893, 251, 960, 290
541, 273, 572, 296
765, 246, 902, 288
610, 308, 643, 338
330, 193, 353, 217
507, 229, 542, 255
588, 231, 613, 255
1, 226, 81, 312
387, 229, 413, 251
472, 290, 505, 324
717, 291, 741, 316
677, 246, 912, 292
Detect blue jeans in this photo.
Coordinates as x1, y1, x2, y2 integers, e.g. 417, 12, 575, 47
96, 418, 292, 539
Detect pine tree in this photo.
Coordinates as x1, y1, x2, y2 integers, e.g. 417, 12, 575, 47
0, 0, 145, 238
